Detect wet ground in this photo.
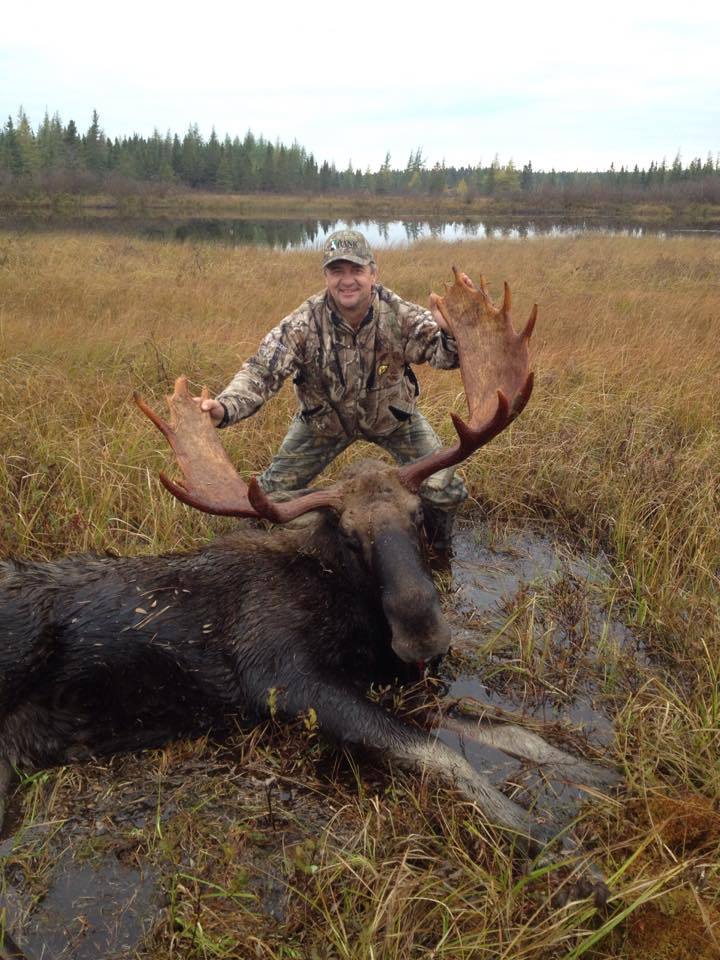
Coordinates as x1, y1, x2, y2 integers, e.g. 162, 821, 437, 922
439, 522, 639, 822
0, 523, 646, 959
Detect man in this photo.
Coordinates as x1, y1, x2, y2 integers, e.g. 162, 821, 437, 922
196, 229, 467, 554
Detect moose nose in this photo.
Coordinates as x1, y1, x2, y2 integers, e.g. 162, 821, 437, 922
390, 617, 452, 664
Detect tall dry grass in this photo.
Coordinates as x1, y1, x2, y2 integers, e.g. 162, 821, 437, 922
1, 230, 719, 956
1, 233, 717, 634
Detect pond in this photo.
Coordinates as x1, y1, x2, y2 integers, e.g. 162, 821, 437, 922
3, 211, 720, 249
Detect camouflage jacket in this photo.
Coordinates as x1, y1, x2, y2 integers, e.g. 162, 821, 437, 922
217, 284, 459, 438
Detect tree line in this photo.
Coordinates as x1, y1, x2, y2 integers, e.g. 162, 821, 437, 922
2, 108, 719, 203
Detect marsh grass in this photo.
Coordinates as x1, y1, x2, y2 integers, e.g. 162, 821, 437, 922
1, 231, 719, 957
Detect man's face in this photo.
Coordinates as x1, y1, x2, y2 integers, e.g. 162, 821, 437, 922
324, 260, 376, 314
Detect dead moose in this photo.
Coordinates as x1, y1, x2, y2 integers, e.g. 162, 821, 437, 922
0, 271, 609, 904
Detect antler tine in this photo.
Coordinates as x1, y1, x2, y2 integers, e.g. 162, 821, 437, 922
398, 269, 535, 493
136, 377, 343, 521
134, 377, 261, 518
502, 281, 511, 316
522, 303, 538, 340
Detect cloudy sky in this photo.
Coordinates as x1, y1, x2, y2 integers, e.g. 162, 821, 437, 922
2, 0, 718, 172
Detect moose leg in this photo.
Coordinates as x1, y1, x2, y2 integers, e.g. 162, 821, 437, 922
439, 716, 620, 792
278, 680, 552, 848
437, 715, 613, 904
275, 679, 609, 905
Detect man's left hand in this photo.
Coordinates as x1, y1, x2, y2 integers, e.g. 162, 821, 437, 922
429, 293, 450, 332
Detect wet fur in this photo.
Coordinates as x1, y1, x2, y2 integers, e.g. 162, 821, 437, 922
0, 520, 406, 767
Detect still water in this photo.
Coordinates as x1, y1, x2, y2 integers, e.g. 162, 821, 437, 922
4, 212, 718, 248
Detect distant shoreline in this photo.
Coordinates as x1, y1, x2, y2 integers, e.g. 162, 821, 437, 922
2, 190, 720, 228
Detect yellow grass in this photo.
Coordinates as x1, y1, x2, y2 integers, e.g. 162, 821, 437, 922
1, 233, 718, 618
1, 230, 719, 956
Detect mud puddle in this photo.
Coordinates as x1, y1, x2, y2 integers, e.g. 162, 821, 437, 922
0, 796, 162, 960
0, 523, 642, 958
0, 850, 158, 959
436, 523, 644, 821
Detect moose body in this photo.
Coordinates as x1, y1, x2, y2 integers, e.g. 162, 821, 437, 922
0, 464, 445, 774
0, 461, 560, 850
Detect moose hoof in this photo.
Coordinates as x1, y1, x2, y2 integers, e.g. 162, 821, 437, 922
552, 876, 610, 910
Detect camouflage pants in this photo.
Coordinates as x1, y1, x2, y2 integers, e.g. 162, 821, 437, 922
258, 412, 468, 511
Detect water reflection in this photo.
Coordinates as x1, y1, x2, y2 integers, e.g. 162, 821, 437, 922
3, 212, 720, 247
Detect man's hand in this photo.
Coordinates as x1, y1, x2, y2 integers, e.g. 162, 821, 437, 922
192, 396, 225, 426
429, 293, 450, 332
429, 272, 475, 334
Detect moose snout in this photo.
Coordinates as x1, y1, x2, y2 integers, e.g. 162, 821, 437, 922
381, 578, 452, 663
371, 524, 451, 664
390, 615, 451, 664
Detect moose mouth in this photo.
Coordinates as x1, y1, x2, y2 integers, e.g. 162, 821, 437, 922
388, 617, 452, 665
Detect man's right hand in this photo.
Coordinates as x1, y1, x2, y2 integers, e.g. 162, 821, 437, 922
192, 396, 225, 426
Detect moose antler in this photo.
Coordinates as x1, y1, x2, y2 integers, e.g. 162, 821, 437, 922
398, 268, 535, 492
135, 378, 344, 522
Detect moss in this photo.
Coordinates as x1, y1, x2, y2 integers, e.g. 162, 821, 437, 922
624, 888, 720, 959
628, 792, 720, 854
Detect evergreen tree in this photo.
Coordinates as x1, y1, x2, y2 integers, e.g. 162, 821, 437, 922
260, 143, 276, 191
37, 111, 64, 171
302, 153, 318, 191
232, 138, 254, 191
15, 108, 38, 178
84, 109, 105, 173
484, 158, 498, 195
318, 159, 332, 192
180, 124, 204, 186
670, 152, 683, 181
171, 134, 182, 177
521, 161, 534, 191
375, 152, 392, 194
63, 118, 81, 169
2, 116, 25, 178
205, 128, 221, 187
428, 161, 445, 196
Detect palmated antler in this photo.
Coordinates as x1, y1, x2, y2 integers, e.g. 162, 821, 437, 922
134, 377, 344, 522
398, 268, 535, 492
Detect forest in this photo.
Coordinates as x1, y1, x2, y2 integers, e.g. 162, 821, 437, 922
2, 108, 720, 203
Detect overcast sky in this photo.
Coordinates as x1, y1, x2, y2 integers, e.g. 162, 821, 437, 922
2, 0, 718, 172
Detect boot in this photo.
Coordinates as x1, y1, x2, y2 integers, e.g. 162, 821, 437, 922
422, 505, 456, 571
